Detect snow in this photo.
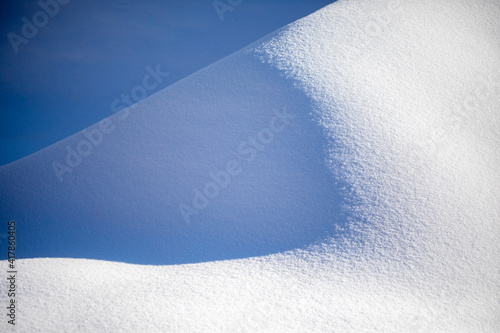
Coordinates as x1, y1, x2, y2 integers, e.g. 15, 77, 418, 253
1, 0, 500, 331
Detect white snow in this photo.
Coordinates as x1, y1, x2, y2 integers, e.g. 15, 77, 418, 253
1, 0, 500, 331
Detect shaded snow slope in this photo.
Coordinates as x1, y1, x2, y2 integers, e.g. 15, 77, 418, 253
1, 0, 500, 331
1, 29, 346, 265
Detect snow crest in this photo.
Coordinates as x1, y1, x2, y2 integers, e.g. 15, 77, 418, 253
1, 0, 499, 331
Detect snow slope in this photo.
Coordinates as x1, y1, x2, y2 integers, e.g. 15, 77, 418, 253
1, 0, 500, 331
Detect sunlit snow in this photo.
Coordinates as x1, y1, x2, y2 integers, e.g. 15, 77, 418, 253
1, 0, 499, 331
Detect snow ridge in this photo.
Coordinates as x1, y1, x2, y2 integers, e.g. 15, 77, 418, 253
1, 0, 499, 331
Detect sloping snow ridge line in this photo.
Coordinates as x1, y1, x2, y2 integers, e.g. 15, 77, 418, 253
1, 0, 499, 331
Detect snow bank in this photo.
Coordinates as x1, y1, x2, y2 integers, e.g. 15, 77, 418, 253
1, 0, 499, 331
0, 28, 345, 265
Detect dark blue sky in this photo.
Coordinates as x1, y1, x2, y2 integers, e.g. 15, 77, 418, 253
0, 0, 334, 166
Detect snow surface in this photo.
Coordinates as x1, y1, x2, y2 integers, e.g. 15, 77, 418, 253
1, 0, 500, 331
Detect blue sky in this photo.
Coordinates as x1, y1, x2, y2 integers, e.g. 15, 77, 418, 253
0, 0, 334, 166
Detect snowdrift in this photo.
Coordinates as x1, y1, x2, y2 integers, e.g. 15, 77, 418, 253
1, 0, 499, 331
0, 38, 346, 265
